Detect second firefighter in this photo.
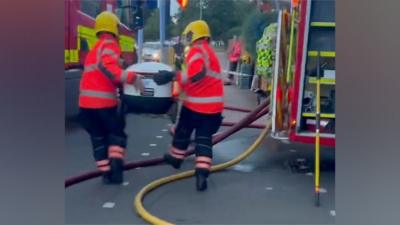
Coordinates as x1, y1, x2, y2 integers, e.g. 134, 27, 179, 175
153, 20, 224, 191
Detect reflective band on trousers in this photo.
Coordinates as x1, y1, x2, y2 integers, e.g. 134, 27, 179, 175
196, 162, 211, 169
80, 90, 117, 99
183, 96, 223, 103
96, 160, 109, 167
196, 156, 212, 163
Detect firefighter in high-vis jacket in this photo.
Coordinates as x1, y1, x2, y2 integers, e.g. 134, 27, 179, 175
153, 20, 224, 191
78, 11, 144, 184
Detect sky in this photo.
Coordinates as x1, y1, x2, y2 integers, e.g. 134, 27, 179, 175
170, 0, 179, 16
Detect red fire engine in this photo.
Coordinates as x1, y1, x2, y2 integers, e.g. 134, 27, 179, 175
64, 0, 137, 118
270, 0, 335, 147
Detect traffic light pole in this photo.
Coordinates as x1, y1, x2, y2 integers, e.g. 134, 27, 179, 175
137, 28, 144, 63
159, 0, 167, 64
199, 0, 203, 19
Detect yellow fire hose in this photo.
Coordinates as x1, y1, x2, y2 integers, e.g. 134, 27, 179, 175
314, 53, 321, 206
134, 120, 272, 225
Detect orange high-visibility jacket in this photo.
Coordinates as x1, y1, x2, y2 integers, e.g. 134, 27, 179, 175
176, 40, 224, 114
79, 34, 137, 109
229, 41, 241, 62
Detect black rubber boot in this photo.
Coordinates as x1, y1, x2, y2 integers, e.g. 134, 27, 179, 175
195, 169, 210, 191
102, 171, 112, 184
109, 158, 124, 184
164, 154, 183, 169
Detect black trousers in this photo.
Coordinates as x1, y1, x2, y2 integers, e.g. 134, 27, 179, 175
172, 106, 223, 159
229, 61, 238, 79
78, 107, 127, 162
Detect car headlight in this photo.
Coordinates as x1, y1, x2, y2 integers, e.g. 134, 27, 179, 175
152, 53, 160, 59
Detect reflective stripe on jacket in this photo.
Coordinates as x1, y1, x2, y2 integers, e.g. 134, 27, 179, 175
79, 34, 137, 108
176, 40, 224, 114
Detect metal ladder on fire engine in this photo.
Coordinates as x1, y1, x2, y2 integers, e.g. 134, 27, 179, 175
303, 0, 336, 206
300, 0, 336, 136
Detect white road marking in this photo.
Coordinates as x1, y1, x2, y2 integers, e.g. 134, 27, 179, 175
281, 139, 290, 144
141, 153, 150, 156
296, 158, 306, 163
306, 172, 314, 176
122, 182, 129, 186
330, 210, 336, 216
156, 136, 163, 139
289, 149, 297, 153
149, 144, 157, 147
102, 202, 115, 208
231, 164, 254, 172
161, 129, 168, 132
319, 187, 328, 193
299, 165, 309, 170
265, 187, 273, 191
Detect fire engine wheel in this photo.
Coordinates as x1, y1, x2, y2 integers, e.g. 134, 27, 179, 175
134, 121, 272, 225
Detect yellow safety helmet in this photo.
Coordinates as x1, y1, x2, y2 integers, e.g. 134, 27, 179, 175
182, 20, 210, 44
241, 51, 252, 64
95, 11, 120, 36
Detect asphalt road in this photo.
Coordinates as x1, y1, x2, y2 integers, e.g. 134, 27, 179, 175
65, 51, 335, 224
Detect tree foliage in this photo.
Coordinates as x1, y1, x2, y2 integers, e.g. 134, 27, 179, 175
171, 0, 255, 43
143, 9, 175, 41
241, 9, 278, 57
143, 0, 279, 56
143, 9, 160, 40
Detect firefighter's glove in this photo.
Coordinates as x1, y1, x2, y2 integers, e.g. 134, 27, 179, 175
154, 70, 175, 85
133, 75, 145, 93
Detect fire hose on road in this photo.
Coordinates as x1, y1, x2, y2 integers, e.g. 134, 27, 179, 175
134, 108, 272, 225
221, 121, 265, 129
65, 98, 270, 188
223, 105, 252, 113
168, 104, 268, 135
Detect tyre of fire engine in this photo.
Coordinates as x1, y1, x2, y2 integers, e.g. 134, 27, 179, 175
121, 62, 174, 114
65, 69, 82, 119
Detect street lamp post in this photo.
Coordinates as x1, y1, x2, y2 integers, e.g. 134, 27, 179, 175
199, 0, 203, 19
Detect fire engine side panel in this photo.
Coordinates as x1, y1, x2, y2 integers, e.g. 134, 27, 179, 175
290, 133, 335, 146
76, 11, 96, 66
295, 0, 311, 128
289, 0, 335, 147
290, 0, 308, 135
64, 0, 69, 68
65, 0, 89, 118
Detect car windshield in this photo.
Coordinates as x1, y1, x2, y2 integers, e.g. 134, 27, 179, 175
144, 43, 161, 49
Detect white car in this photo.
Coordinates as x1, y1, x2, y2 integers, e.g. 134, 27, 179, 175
142, 42, 161, 62
121, 62, 175, 114
142, 41, 175, 62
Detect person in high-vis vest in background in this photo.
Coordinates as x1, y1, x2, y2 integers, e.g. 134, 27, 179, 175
227, 35, 242, 83
78, 11, 144, 184
153, 20, 224, 191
